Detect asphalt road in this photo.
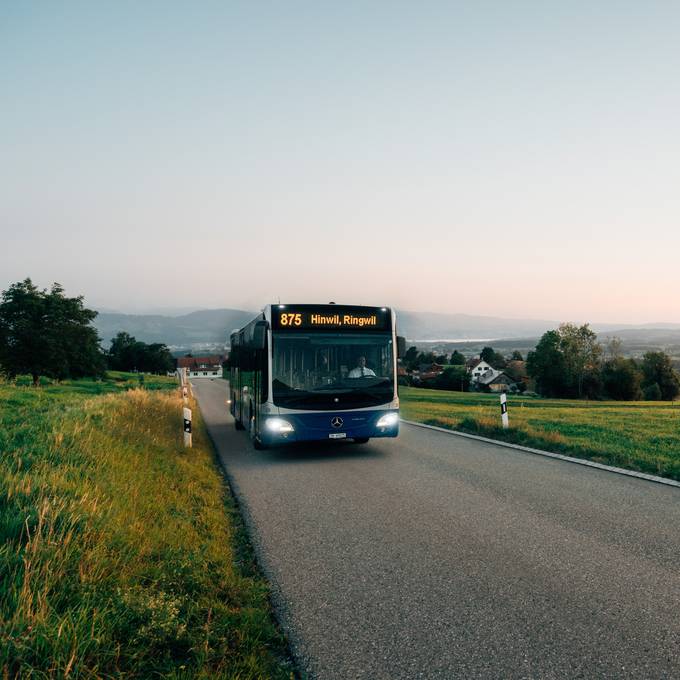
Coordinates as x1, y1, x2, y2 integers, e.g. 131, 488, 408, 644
193, 379, 680, 679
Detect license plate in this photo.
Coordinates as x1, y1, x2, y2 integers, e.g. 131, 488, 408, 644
329, 432, 347, 439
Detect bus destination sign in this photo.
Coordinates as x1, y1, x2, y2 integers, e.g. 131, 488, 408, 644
271, 305, 391, 331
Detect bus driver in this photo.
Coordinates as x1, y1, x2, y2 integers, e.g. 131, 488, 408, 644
347, 356, 376, 378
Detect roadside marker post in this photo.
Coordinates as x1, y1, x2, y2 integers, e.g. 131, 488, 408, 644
183, 406, 192, 447
500, 392, 509, 429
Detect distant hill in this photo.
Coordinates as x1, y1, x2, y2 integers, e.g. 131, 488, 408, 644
593, 327, 680, 357
412, 326, 680, 362
94, 307, 557, 347
93, 307, 680, 357
395, 311, 556, 341
397, 313, 680, 342
94, 308, 255, 347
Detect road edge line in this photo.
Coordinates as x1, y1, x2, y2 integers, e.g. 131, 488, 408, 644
401, 419, 680, 489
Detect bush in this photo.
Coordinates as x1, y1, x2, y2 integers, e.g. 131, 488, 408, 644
641, 351, 680, 401
643, 382, 663, 401
450, 350, 466, 365
434, 367, 469, 392
602, 358, 643, 400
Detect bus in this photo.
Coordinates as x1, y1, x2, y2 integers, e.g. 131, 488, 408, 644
229, 303, 405, 449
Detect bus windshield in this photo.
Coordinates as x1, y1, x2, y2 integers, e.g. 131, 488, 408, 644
272, 332, 394, 410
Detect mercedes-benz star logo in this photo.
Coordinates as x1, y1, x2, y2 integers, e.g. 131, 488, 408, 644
331, 417, 343, 428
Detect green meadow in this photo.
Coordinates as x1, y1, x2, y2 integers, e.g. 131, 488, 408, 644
0, 374, 292, 678
400, 387, 680, 481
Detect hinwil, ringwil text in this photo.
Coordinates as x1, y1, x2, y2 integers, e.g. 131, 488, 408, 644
311, 314, 377, 327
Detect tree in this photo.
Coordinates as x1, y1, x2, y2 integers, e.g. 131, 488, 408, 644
604, 337, 623, 361
403, 346, 419, 370
510, 350, 523, 361
526, 330, 568, 397
480, 346, 496, 364
0, 278, 105, 385
108, 332, 174, 374
435, 354, 448, 364
142, 343, 175, 374
108, 332, 139, 371
643, 382, 662, 401
527, 324, 602, 398
449, 350, 466, 365
602, 357, 642, 400
480, 346, 506, 368
417, 351, 436, 366
505, 359, 528, 387
434, 366, 470, 392
641, 352, 680, 401
557, 323, 602, 398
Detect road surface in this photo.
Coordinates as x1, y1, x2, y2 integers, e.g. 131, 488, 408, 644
193, 379, 680, 679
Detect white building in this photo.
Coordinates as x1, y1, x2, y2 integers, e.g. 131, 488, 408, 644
177, 355, 224, 379
467, 359, 495, 384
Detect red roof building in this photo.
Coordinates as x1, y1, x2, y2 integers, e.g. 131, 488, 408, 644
177, 355, 225, 378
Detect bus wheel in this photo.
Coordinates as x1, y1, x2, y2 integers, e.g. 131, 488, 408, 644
353, 437, 370, 444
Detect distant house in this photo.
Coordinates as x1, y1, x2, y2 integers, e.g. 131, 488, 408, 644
475, 368, 515, 393
466, 358, 495, 384
466, 356, 517, 392
414, 362, 445, 383
177, 355, 225, 379
505, 360, 530, 389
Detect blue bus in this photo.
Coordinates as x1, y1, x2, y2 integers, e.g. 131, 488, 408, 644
229, 304, 405, 449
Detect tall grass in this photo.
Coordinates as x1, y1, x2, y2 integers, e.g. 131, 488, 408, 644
0, 378, 292, 678
400, 387, 680, 480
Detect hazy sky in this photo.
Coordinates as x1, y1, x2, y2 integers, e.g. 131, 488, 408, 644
2, 2, 679, 322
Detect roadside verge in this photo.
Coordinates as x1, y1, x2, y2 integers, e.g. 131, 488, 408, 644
0, 377, 295, 678
402, 419, 680, 489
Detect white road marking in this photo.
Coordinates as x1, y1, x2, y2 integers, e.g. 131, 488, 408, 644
401, 419, 680, 489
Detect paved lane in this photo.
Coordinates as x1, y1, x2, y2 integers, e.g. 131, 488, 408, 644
194, 379, 680, 679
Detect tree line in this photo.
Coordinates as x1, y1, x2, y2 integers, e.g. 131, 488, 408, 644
527, 323, 679, 401
3, 279, 678, 400
401, 322, 680, 401
0, 279, 175, 384
108, 331, 175, 374
402, 346, 524, 371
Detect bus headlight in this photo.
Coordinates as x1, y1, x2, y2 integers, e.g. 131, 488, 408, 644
376, 413, 399, 428
265, 418, 295, 434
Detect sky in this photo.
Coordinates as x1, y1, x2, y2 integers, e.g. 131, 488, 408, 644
1, 1, 679, 323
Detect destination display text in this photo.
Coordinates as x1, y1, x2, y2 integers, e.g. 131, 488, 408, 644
271, 305, 391, 331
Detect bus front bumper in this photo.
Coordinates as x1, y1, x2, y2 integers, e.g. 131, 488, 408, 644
259, 409, 399, 446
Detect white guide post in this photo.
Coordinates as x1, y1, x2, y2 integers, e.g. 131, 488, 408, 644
500, 392, 509, 429
178, 368, 190, 402
183, 406, 192, 447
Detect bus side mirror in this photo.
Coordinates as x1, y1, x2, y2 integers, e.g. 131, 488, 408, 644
397, 336, 406, 358
253, 321, 268, 350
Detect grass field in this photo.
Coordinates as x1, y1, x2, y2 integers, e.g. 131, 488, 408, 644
0, 374, 293, 678
400, 387, 680, 481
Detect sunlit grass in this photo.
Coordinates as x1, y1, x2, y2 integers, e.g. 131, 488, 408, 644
400, 387, 680, 480
0, 375, 292, 678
